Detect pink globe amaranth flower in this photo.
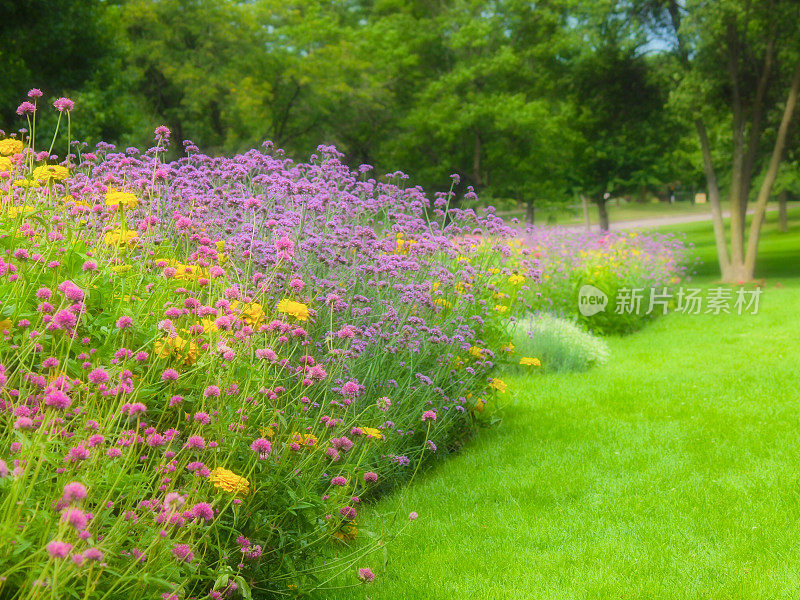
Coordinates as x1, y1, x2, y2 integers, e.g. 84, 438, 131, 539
185, 435, 205, 450
363, 471, 378, 483
0, 460, 10, 478
27, 88, 43, 98
203, 385, 220, 398
45, 389, 71, 410
53, 97, 74, 112
116, 316, 133, 329
341, 380, 360, 397
154, 125, 170, 140
357, 567, 375, 583
107, 447, 122, 458
331, 476, 347, 486
46, 541, 73, 558
409, 511, 418, 521
209, 266, 224, 278
82, 548, 103, 562
63, 482, 87, 502
191, 502, 214, 522
340, 505, 357, 519
35, 287, 52, 300
171, 543, 194, 563
16, 101, 35, 116
61, 508, 88, 530
251, 437, 271, 459
14, 416, 33, 430
161, 369, 179, 382
421, 410, 436, 422
88, 368, 109, 384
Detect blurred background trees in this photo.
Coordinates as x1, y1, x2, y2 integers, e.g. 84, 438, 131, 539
1, 0, 797, 246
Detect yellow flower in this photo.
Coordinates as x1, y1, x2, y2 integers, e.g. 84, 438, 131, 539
395, 232, 417, 254
0, 318, 12, 331
508, 274, 526, 285
361, 427, 384, 440
0, 157, 12, 172
209, 468, 249, 496
103, 229, 138, 246
489, 378, 508, 393
292, 433, 318, 447
231, 301, 265, 327
6, 205, 37, 219
469, 346, 484, 358
503, 343, 515, 353
519, 357, 541, 367
277, 298, 310, 321
111, 264, 133, 275
494, 304, 509, 314
0, 139, 23, 156
215, 240, 225, 252
12, 179, 37, 189
32, 165, 69, 182
433, 298, 451, 309
473, 399, 487, 413
105, 190, 139, 209
154, 335, 200, 365
259, 426, 275, 438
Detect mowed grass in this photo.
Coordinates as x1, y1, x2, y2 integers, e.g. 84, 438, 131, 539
320, 216, 800, 600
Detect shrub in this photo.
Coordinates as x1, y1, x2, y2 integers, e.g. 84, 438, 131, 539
0, 96, 534, 598
511, 315, 609, 373
524, 226, 694, 334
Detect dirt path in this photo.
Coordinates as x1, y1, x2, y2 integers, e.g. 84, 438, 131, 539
548, 205, 779, 232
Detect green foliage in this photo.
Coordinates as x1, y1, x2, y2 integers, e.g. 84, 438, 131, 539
512, 314, 609, 372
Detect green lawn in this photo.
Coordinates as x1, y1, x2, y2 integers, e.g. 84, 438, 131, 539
318, 216, 800, 600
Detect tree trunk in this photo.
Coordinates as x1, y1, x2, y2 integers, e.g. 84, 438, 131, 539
779, 190, 788, 232
596, 197, 609, 231
525, 198, 534, 224
696, 119, 731, 279
580, 194, 591, 231
743, 55, 800, 280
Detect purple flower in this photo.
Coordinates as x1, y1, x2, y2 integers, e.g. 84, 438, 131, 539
421, 410, 436, 422
46, 541, 72, 558
53, 97, 74, 112
331, 476, 347, 486
16, 102, 35, 116
358, 567, 375, 583
250, 438, 271, 459
191, 502, 214, 521
171, 543, 194, 563
363, 471, 378, 483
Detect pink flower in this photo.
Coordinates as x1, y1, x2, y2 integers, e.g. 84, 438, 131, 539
88, 368, 109, 384
83, 548, 104, 562
409, 511, 418, 521
27, 88, 43, 98
16, 102, 35, 116
116, 316, 133, 329
45, 389, 71, 410
421, 410, 436, 422
47, 541, 73, 558
340, 505, 357, 519
53, 97, 74, 112
250, 438, 271, 459
191, 502, 214, 521
341, 380, 361, 397
161, 369, 179, 382
357, 567, 375, 583
203, 385, 220, 398
331, 476, 347, 486
63, 482, 87, 502
363, 471, 378, 483
171, 543, 194, 563
185, 435, 205, 450
61, 508, 88, 530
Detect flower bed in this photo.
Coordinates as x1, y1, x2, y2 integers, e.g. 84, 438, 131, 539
523, 226, 693, 334
0, 95, 537, 599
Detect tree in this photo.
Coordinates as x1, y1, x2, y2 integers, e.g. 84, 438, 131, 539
640, 0, 800, 281
566, 1, 683, 231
